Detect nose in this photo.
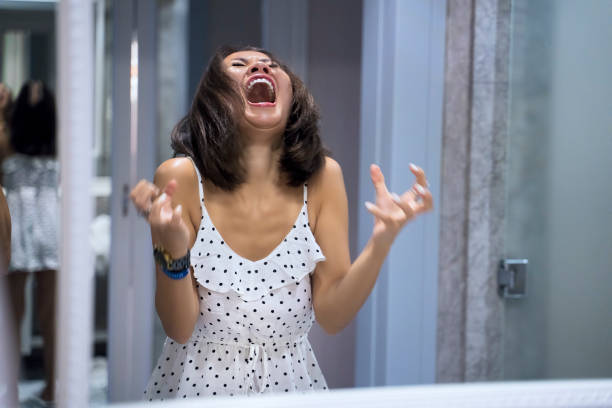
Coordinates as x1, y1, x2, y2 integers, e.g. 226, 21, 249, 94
249, 62, 269, 74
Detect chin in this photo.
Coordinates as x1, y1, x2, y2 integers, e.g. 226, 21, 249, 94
243, 109, 287, 132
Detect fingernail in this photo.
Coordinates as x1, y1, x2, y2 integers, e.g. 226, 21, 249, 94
416, 184, 426, 194
159, 193, 167, 201
391, 193, 401, 203
176, 204, 182, 212
409, 163, 418, 171
364, 201, 374, 210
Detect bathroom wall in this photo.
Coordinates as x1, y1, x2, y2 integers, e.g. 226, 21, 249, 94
306, 0, 362, 389
187, 0, 263, 100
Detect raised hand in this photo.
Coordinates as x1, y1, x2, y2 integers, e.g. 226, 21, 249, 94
130, 179, 160, 218
130, 179, 191, 258
364, 163, 433, 247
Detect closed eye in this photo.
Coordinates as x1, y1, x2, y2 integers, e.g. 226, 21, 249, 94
232, 62, 245, 67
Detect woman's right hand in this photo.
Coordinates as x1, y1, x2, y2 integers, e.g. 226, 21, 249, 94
130, 179, 191, 259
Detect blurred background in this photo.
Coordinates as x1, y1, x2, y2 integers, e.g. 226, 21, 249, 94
0, 0, 611, 406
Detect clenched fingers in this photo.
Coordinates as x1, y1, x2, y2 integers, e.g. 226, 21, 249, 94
130, 179, 160, 217
149, 183, 183, 228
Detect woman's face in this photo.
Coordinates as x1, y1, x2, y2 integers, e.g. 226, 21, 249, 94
223, 51, 293, 135
28, 81, 43, 106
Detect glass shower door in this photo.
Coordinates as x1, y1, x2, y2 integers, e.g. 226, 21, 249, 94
502, 0, 612, 380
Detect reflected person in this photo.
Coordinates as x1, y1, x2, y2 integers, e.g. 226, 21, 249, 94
3, 80, 59, 404
130, 45, 433, 400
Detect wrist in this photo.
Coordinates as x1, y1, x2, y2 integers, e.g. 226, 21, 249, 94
368, 235, 393, 258
152, 241, 189, 259
153, 244, 190, 272
168, 247, 189, 259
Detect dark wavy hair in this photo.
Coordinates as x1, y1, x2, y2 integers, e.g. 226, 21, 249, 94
10, 80, 56, 156
171, 45, 326, 191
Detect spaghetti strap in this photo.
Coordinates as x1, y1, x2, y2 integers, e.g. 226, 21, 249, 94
303, 183, 308, 204
186, 156, 205, 206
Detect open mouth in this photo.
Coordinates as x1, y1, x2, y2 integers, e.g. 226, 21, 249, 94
245, 75, 276, 106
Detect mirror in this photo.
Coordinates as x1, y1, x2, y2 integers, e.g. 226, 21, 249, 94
1, 0, 611, 406
0, 1, 61, 405
502, 0, 612, 380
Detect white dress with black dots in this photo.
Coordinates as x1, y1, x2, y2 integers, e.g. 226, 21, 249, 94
144, 160, 328, 401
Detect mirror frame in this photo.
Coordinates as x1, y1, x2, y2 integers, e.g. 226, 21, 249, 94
55, 0, 95, 406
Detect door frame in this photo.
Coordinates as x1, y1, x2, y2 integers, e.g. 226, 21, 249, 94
107, 0, 157, 402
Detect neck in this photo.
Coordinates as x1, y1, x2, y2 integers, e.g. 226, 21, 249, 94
242, 140, 282, 187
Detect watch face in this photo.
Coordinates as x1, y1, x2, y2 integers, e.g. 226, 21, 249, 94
154, 248, 169, 268
154, 247, 190, 272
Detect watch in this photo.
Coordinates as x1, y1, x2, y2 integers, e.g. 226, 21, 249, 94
153, 245, 191, 272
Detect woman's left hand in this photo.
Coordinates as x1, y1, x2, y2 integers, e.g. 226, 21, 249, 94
365, 163, 433, 247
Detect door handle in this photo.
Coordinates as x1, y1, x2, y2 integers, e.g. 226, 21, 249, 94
122, 183, 130, 216
498, 259, 528, 298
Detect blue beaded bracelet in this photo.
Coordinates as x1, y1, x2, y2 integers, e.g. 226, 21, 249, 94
161, 266, 189, 280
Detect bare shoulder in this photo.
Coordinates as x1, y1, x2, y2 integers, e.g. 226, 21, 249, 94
308, 157, 347, 227
153, 157, 200, 226
154, 157, 198, 188
309, 156, 345, 195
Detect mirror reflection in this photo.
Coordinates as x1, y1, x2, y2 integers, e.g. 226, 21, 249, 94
1, 0, 612, 407
3, 79, 58, 405
0, 2, 61, 406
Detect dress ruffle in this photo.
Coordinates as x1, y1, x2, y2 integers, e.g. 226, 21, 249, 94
2, 154, 59, 189
185, 155, 325, 301
191, 226, 325, 302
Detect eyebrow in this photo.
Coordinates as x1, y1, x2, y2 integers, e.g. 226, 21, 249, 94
232, 57, 272, 63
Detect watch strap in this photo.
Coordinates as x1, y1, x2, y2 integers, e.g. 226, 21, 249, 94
153, 246, 191, 272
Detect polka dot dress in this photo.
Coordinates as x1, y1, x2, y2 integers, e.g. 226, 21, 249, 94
144, 159, 328, 401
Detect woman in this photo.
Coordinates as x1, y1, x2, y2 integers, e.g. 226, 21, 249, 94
131, 45, 433, 400
3, 80, 59, 405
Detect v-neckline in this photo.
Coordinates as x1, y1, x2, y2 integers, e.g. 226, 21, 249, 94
200, 199, 307, 265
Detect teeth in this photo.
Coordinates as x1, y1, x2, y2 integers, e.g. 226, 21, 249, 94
247, 77, 274, 92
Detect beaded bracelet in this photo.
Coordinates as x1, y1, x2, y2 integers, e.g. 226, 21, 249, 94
161, 265, 189, 280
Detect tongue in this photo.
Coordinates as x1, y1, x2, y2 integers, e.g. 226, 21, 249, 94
247, 83, 273, 103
